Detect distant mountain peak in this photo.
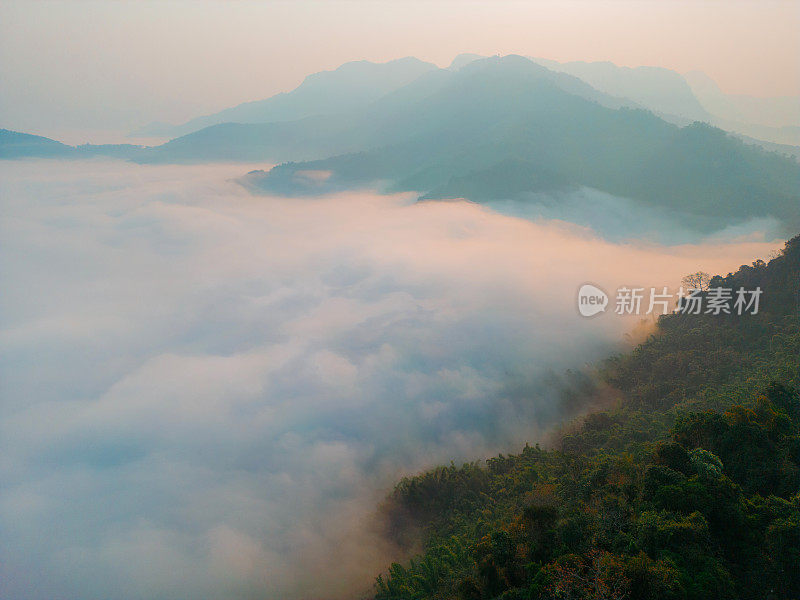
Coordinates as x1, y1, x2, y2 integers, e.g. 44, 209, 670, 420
133, 56, 438, 139
448, 53, 486, 70
528, 56, 709, 122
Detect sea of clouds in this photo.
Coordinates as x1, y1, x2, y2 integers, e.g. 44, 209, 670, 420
0, 159, 781, 600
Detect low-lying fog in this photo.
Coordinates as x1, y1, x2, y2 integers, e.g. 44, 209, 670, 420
0, 160, 781, 600
484, 188, 784, 244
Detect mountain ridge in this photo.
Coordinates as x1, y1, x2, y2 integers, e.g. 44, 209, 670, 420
372, 234, 800, 600
241, 56, 800, 233
129, 56, 438, 139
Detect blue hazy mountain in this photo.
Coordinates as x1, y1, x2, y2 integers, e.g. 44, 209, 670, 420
136, 56, 642, 164
531, 57, 710, 122
685, 70, 800, 146
130, 57, 438, 139
0, 129, 143, 160
242, 56, 800, 231
0, 129, 76, 158
144, 51, 792, 165
450, 54, 709, 122
448, 53, 488, 71
530, 57, 799, 146
4, 55, 798, 234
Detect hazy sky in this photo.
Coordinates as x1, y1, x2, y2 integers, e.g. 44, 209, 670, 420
1, 0, 798, 142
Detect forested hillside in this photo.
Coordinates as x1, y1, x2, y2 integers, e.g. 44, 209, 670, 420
373, 234, 800, 600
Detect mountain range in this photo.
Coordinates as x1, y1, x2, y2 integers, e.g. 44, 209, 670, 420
129, 57, 439, 139
3, 54, 799, 235
0, 129, 143, 160
239, 55, 800, 232
131, 53, 800, 147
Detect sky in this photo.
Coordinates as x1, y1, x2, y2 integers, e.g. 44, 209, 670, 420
1, 0, 799, 143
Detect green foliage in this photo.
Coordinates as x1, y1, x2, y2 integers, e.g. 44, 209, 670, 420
373, 235, 800, 599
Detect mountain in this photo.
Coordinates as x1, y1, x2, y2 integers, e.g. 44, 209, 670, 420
373, 234, 800, 600
685, 70, 800, 145
243, 55, 800, 232
448, 53, 488, 71
529, 59, 800, 147
139, 57, 624, 162
685, 70, 800, 129
0, 129, 76, 159
0, 129, 143, 160
531, 57, 710, 122
6, 55, 799, 234
139, 55, 641, 165
129, 57, 438, 139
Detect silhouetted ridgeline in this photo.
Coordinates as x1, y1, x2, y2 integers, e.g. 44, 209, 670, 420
243, 57, 800, 233
0, 129, 143, 160
0, 129, 75, 159
373, 234, 800, 600
129, 56, 439, 139
3, 55, 799, 234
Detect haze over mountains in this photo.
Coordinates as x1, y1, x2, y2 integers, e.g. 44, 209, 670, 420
241, 56, 799, 233
3, 54, 798, 238
130, 57, 439, 139
530, 56, 800, 146
684, 69, 800, 145
0, 129, 144, 160
130, 52, 800, 146
531, 56, 710, 122
135, 54, 639, 164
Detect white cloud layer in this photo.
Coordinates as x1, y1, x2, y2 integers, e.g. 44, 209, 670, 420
0, 160, 780, 599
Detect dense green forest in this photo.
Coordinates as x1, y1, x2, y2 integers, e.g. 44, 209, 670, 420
372, 234, 800, 600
